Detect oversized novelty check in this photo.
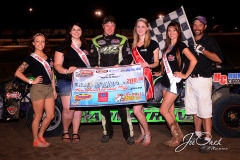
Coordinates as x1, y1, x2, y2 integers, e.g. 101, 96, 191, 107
70, 64, 147, 107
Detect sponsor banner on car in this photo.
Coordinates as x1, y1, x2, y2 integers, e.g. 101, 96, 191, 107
70, 65, 146, 107
81, 108, 193, 123
227, 73, 240, 84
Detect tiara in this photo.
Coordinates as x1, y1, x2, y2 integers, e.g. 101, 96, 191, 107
137, 18, 147, 21
33, 33, 45, 39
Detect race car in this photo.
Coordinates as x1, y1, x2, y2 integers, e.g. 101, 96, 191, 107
0, 59, 240, 138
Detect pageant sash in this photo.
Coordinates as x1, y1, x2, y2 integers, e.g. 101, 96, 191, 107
71, 41, 91, 68
162, 53, 181, 94
132, 47, 154, 100
30, 53, 52, 80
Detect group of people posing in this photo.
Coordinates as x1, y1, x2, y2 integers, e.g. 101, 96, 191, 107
14, 14, 223, 153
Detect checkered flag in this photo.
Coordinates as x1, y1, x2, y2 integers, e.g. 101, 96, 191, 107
149, 6, 195, 58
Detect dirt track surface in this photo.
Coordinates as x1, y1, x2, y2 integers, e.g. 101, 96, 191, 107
0, 117, 239, 160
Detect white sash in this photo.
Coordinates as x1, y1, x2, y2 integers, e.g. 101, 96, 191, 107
162, 53, 181, 94
71, 41, 91, 68
30, 53, 52, 81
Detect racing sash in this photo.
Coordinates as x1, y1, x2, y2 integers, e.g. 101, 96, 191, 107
71, 41, 91, 68
132, 47, 154, 100
30, 53, 52, 81
162, 52, 181, 94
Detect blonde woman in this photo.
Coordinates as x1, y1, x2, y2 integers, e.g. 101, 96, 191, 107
131, 18, 159, 146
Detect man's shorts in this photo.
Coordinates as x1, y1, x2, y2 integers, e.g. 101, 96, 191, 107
57, 79, 71, 96
162, 85, 182, 95
185, 77, 212, 118
30, 84, 54, 101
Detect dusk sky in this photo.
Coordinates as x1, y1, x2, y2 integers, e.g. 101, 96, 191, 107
0, 0, 239, 30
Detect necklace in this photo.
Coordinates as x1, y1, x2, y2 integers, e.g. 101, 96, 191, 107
166, 45, 174, 54
168, 45, 174, 50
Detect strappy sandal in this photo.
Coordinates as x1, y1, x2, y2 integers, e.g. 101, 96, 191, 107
38, 137, 50, 146
135, 134, 145, 143
72, 134, 80, 143
33, 139, 49, 147
142, 134, 152, 146
62, 132, 71, 143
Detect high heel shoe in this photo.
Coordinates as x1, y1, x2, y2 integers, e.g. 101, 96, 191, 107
135, 134, 144, 143
142, 134, 152, 146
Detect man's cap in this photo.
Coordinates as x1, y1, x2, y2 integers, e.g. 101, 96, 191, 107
102, 15, 116, 24
192, 16, 207, 25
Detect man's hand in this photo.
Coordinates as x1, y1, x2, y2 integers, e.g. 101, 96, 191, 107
113, 64, 120, 68
194, 44, 205, 54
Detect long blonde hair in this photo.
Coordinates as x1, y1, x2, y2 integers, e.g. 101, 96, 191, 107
132, 18, 151, 48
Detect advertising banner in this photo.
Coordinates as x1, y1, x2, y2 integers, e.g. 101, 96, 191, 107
70, 65, 146, 107
41, 29, 54, 36
28, 29, 40, 37
1, 29, 14, 36
93, 29, 102, 36
121, 29, 133, 36
83, 29, 93, 36
53, 29, 66, 36
15, 29, 27, 36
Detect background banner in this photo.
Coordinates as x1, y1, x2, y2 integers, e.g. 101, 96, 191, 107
70, 65, 147, 107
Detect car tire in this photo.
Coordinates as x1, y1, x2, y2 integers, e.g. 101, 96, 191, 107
26, 96, 63, 137
212, 94, 240, 138
0, 94, 3, 119
147, 76, 163, 106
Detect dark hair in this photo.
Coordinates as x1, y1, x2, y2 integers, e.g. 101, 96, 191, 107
102, 15, 116, 24
161, 21, 182, 73
28, 33, 51, 56
63, 22, 89, 55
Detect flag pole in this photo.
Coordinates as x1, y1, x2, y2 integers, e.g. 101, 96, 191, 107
181, 5, 196, 44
